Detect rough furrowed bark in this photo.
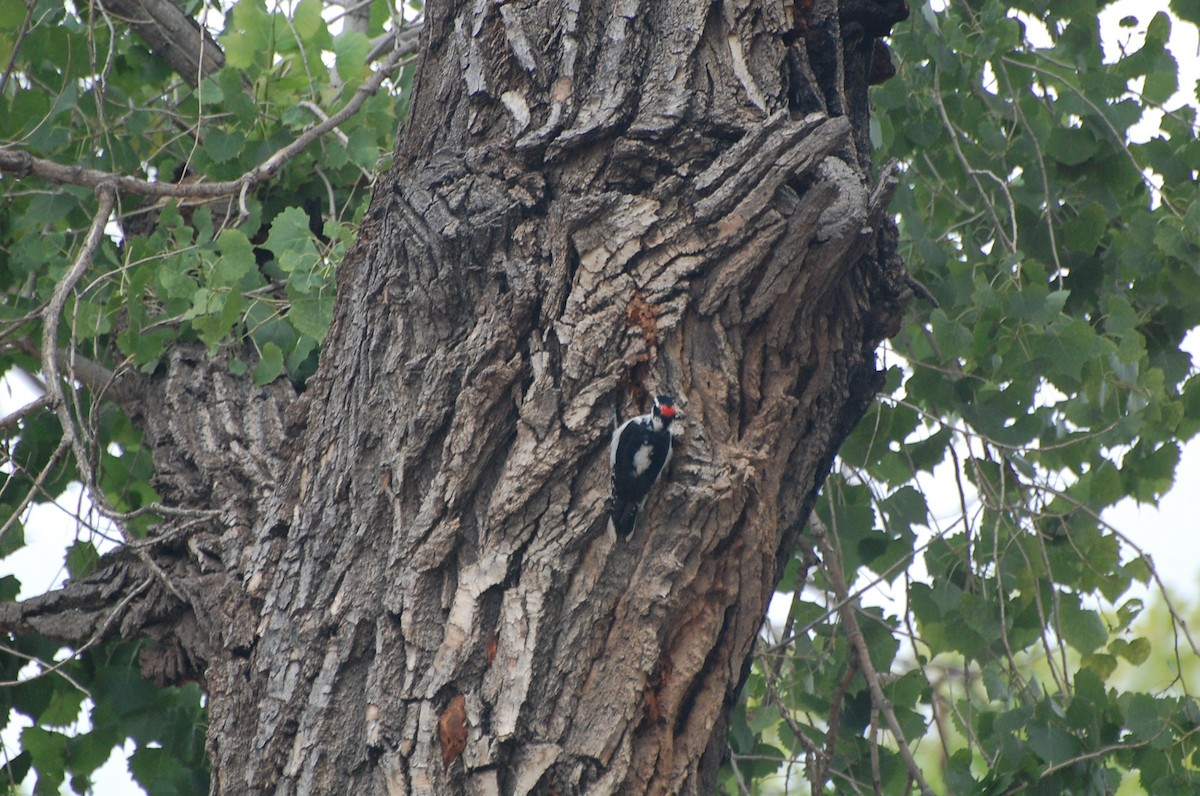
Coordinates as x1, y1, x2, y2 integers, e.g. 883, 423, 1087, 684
205, 1, 913, 794
0, 344, 295, 682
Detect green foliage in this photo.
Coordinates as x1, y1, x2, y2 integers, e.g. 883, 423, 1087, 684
1, 0, 415, 789
732, 2, 1200, 793
0, 0, 402, 381
0, 638, 207, 794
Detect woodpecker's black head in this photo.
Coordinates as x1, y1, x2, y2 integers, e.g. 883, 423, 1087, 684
653, 394, 677, 427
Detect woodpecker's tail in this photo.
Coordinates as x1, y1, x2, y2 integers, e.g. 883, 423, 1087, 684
610, 498, 641, 536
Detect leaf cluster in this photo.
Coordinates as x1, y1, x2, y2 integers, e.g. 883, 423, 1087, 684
1, 0, 406, 385
730, 1, 1200, 793
0, 627, 207, 795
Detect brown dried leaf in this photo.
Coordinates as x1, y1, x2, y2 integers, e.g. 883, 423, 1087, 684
438, 694, 468, 768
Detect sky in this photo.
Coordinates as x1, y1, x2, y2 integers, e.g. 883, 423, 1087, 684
1, 1, 1198, 793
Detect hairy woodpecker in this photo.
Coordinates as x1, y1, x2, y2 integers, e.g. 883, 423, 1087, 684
609, 394, 677, 536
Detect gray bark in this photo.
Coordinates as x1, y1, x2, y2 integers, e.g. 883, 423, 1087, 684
0, 0, 913, 793
97, 0, 226, 86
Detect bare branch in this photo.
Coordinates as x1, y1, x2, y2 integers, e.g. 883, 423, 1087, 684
0, 577, 153, 688
0, 437, 69, 547
0, 394, 53, 433
811, 517, 936, 796
0, 544, 172, 640
366, 22, 422, 65
0, 0, 35, 91
9, 338, 138, 410
40, 183, 119, 518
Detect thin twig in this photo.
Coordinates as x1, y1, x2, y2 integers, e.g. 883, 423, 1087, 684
40, 183, 119, 521
726, 746, 753, 796
759, 653, 825, 784
932, 66, 1017, 254
0, 0, 35, 91
0, 438, 70, 545
0, 394, 53, 433
1035, 481, 1200, 667
11, 338, 135, 407
869, 707, 882, 796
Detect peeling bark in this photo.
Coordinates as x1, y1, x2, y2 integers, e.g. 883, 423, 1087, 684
2, 1, 914, 793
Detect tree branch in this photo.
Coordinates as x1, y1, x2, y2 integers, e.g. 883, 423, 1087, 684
811, 517, 936, 796
0, 552, 147, 641
96, 0, 225, 87
366, 22, 422, 65
0, 394, 53, 433
41, 183, 119, 512
0, 576, 153, 686
9, 338, 139, 410
0, 438, 69, 548
0, 39, 418, 200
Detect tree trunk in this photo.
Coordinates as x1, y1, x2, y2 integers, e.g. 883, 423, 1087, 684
2, 0, 913, 793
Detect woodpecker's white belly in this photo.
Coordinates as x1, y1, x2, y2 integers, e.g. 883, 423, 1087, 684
633, 443, 654, 475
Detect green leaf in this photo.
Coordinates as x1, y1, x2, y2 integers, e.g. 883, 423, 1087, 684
1048, 127, 1099, 166
21, 726, 67, 794
264, 207, 318, 264
212, 229, 258, 287
0, 520, 26, 558
204, 128, 245, 164
334, 31, 371, 86
128, 745, 208, 796
1110, 636, 1151, 665
39, 688, 85, 728
65, 729, 117, 787
0, 750, 32, 789
0, 575, 21, 601
252, 342, 285, 385
1121, 692, 1164, 742
119, 326, 175, 371
1058, 599, 1107, 655
1171, 0, 1200, 25
156, 264, 200, 302
221, 0, 272, 73
1062, 203, 1108, 253
944, 748, 978, 793
880, 485, 928, 531
1026, 725, 1082, 766
286, 288, 334, 343
1080, 652, 1117, 680
1123, 441, 1180, 502
1085, 462, 1122, 507
65, 540, 100, 578
346, 124, 382, 169
292, 0, 325, 39
92, 665, 158, 719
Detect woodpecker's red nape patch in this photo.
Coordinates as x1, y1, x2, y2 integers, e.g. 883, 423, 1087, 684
659, 405, 676, 419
